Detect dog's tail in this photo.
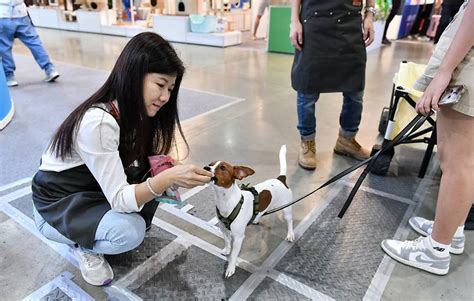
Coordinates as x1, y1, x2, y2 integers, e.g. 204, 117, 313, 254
279, 145, 287, 176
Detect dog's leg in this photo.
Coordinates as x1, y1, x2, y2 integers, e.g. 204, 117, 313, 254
225, 231, 245, 278
283, 206, 295, 242
217, 222, 232, 255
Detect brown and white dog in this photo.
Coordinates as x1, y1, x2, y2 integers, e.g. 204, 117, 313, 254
204, 145, 294, 278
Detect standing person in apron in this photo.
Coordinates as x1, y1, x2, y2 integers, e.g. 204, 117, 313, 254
31, 32, 212, 286
290, 0, 376, 170
382, 0, 473, 276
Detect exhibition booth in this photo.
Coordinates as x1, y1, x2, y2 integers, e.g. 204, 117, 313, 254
28, 0, 252, 47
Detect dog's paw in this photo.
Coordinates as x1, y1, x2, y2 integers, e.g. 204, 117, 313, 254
286, 232, 295, 242
225, 266, 236, 278
221, 247, 231, 256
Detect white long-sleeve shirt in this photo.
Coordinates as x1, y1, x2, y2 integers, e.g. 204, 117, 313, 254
0, 0, 27, 18
40, 106, 144, 213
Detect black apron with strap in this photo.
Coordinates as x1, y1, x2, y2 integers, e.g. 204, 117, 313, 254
32, 104, 159, 249
291, 0, 367, 94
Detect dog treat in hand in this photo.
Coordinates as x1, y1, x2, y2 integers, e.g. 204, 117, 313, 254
148, 155, 183, 205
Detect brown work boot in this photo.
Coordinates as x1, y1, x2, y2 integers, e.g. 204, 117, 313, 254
298, 140, 317, 170
334, 135, 370, 161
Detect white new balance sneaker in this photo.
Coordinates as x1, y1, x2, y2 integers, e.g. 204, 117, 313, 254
6, 77, 18, 87
381, 236, 451, 275
74, 247, 114, 286
409, 216, 465, 254
44, 69, 60, 82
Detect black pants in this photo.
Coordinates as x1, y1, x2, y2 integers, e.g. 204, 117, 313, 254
433, 4, 463, 44
410, 4, 434, 36
383, 0, 402, 39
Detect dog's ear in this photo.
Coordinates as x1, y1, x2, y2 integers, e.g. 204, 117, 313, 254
233, 166, 255, 180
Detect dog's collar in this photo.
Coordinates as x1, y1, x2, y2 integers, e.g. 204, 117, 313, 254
216, 186, 260, 230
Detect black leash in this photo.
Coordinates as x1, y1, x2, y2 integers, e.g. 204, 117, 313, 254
263, 112, 432, 218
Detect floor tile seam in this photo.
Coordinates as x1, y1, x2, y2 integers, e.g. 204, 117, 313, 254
228, 184, 345, 301
23, 271, 95, 301
113, 238, 190, 289
13, 53, 113, 73
267, 269, 335, 301
181, 86, 246, 102
0, 177, 32, 193
1, 201, 149, 300
180, 97, 246, 127
0, 202, 79, 268
159, 203, 224, 238
340, 180, 416, 206
363, 159, 440, 301
0, 186, 32, 205
104, 286, 143, 301
152, 216, 259, 274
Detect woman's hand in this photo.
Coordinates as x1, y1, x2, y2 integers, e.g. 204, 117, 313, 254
416, 69, 452, 115
290, 20, 303, 51
159, 164, 212, 189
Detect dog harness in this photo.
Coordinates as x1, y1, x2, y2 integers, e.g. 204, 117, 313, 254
216, 185, 259, 230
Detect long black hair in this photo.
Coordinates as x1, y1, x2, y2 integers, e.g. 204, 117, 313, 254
49, 32, 187, 167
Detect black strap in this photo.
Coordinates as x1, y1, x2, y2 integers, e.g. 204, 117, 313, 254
263, 112, 432, 217
242, 186, 260, 225
216, 196, 244, 230
216, 186, 261, 230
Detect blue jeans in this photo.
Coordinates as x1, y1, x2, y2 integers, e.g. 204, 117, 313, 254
33, 205, 146, 255
297, 91, 364, 140
0, 16, 53, 79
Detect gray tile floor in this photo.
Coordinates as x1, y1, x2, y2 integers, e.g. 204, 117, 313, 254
1, 29, 473, 300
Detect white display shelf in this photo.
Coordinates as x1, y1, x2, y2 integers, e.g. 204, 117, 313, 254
28, 7, 60, 28
101, 24, 127, 36
27, 7, 242, 47
153, 15, 189, 43
186, 31, 242, 47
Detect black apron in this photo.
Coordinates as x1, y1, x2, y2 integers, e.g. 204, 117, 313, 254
32, 107, 158, 249
291, 0, 367, 94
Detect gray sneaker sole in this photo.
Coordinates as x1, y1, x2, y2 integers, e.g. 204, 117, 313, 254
408, 219, 464, 255
381, 242, 449, 276
44, 74, 60, 82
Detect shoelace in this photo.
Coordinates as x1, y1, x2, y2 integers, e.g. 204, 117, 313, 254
81, 251, 104, 269
404, 237, 425, 251
303, 140, 316, 153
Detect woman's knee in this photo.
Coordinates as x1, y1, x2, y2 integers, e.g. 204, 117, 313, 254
100, 212, 146, 252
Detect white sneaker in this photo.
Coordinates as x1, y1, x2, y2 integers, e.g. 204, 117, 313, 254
74, 247, 114, 286
381, 236, 450, 275
6, 77, 18, 87
44, 69, 60, 82
409, 217, 465, 254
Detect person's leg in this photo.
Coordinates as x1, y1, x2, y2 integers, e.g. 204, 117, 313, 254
340, 91, 364, 135
297, 91, 319, 139
431, 107, 474, 244
14, 16, 57, 76
252, 15, 262, 39
91, 210, 146, 255
33, 205, 76, 245
382, 0, 401, 43
381, 107, 474, 275
334, 91, 370, 160
74, 210, 146, 286
0, 18, 18, 83
419, 4, 434, 36
297, 91, 319, 169
434, 4, 461, 44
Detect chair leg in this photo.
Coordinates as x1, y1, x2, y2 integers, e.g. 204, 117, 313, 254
418, 125, 437, 178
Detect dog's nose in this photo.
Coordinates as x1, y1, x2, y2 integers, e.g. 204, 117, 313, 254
203, 166, 211, 172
